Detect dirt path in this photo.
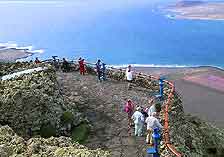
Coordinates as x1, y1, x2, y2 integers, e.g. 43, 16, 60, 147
57, 71, 153, 157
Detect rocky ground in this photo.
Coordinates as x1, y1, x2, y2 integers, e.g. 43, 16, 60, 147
57, 71, 156, 157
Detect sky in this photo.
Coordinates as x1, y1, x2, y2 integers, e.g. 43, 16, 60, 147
0, 0, 156, 43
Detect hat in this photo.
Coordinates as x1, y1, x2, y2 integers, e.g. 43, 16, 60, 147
152, 112, 157, 117
136, 106, 141, 111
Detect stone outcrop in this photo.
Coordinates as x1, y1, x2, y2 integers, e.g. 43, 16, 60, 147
0, 125, 109, 157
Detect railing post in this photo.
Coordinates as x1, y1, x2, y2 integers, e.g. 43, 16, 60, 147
159, 77, 164, 101
147, 128, 160, 157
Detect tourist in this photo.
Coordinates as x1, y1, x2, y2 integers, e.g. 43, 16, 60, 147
148, 97, 156, 116
96, 59, 102, 81
131, 106, 144, 136
34, 57, 41, 64
52, 56, 59, 70
126, 65, 133, 89
141, 106, 149, 119
101, 63, 106, 81
78, 57, 85, 75
145, 112, 163, 144
62, 58, 69, 72
124, 99, 135, 127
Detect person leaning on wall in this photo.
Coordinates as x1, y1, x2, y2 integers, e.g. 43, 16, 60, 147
126, 65, 133, 89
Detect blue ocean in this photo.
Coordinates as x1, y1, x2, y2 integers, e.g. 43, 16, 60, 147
1, 0, 224, 67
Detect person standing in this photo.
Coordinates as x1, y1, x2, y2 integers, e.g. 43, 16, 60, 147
78, 57, 85, 75
126, 65, 133, 89
148, 97, 156, 116
34, 57, 41, 64
145, 112, 163, 144
96, 59, 102, 81
101, 63, 106, 81
124, 99, 135, 126
62, 58, 69, 72
132, 106, 144, 136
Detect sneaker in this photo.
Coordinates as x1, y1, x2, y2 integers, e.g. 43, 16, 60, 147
148, 143, 154, 147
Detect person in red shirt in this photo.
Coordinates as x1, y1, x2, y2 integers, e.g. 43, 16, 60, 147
78, 57, 85, 75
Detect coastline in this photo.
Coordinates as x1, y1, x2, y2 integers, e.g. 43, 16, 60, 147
0, 48, 34, 62
165, 2, 224, 21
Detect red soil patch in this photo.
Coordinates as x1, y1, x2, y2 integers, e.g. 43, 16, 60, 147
184, 74, 224, 93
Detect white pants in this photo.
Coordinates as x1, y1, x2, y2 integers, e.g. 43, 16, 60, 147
134, 122, 143, 136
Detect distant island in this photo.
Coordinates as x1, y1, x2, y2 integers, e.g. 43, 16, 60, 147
166, 1, 224, 20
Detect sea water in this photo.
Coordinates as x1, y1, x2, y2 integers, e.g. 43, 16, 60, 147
0, 0, 224, 67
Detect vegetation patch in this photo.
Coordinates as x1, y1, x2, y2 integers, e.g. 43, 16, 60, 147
40, 123, 56, 138
61, 111, 73, 124
71, 123, 89, 144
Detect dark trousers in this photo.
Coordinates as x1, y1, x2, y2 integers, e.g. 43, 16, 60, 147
97, 71, 102, 81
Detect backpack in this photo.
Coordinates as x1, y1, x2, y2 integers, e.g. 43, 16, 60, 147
124, 105, 130, 113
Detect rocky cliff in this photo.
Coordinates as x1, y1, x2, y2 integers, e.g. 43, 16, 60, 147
165, 93, 224, 156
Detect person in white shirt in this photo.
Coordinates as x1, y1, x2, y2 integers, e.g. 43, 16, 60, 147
145, 112, 163, 144
126, 65, 133, 89
148, 97, 156, 116
131, 106, 144, 136
126, 65, 133, 81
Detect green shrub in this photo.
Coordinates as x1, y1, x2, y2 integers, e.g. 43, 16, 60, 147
40, 123, 56, 138
61, 111, 73, 124
155, 103, 161, 112
71, 123, 89, 144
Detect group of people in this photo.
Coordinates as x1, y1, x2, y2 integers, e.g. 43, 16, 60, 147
78, 58, 106, 81
33, 57, 107, 81
124, 97, 163, 145
33, 57, 69, 72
